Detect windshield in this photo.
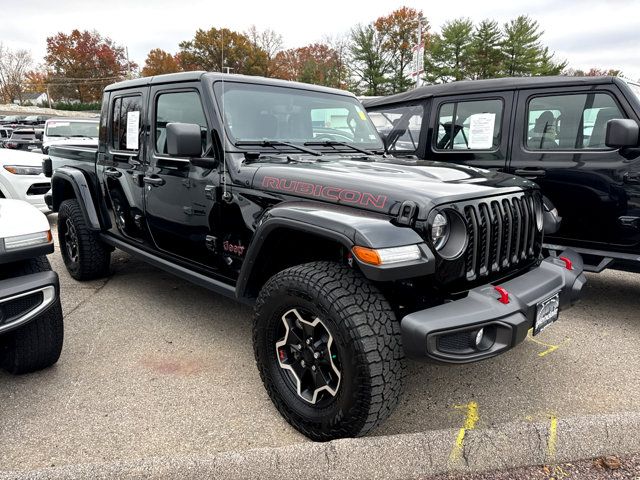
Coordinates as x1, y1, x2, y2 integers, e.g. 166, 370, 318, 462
45, 120, 98, 138
213, 81, 383, 150
625, 81, 640, 103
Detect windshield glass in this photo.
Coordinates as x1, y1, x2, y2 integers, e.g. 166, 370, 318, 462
625, 81, 640, 103
45, 120, 98, 138
213, 81, 383, 150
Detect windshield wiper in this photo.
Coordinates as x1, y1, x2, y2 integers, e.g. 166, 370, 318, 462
304, 140, 374, 156
235, 140, 322, 156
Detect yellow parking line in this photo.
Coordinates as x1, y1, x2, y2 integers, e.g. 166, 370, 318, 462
449, 401, 479, 463
527, 328, 568, 357
547, 415, 558, 459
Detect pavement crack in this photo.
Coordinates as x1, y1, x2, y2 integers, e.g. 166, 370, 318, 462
62, 275, 112, 319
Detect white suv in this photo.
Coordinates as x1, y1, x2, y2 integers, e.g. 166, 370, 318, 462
0, 149, 50, 211
0, 199, 63, 374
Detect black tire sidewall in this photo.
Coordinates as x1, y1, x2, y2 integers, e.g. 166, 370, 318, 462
255, 274, 372, 438
58, 203, 81, 276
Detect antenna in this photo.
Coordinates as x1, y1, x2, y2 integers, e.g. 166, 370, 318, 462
221, 29, 231, 203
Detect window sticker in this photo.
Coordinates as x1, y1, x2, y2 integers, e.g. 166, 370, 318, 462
126, 111, 140, 150
468, 113, 496, 149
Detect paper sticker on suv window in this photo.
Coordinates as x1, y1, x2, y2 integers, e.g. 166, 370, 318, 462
126, 111, 140, 150
468, 113, 496, 149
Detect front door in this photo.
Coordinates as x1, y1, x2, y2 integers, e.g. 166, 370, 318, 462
143, 85, 221, 270
508, 86, 639, 249
99, 89, 148, 243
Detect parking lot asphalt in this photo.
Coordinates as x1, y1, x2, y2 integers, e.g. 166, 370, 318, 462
1, 213, 639, 473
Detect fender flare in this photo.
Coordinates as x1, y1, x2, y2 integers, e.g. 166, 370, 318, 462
51, 167, 106, 231
235, 201, 433, 300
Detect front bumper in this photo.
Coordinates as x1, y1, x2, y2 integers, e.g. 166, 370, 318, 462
0, 173, 50, 212
0, 271, 59, 335
401, 249, 585, 363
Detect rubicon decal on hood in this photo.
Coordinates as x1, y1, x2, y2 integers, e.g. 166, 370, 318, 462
261, 176, 388, 209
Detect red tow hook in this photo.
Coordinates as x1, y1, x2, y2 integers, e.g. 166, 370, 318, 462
559, 256, 573, 271
494, 286, 510, 304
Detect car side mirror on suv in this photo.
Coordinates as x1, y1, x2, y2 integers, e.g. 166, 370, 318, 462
166, 122, 204, 157
35, 131, 43, 141
605, 119, 640, 148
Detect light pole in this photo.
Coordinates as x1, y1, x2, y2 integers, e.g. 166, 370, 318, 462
415, 16, 427, 89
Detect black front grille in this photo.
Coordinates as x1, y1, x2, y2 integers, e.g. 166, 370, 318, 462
463, 193, 540, 282
27, 183, 51, 195
0, 292, 43, 325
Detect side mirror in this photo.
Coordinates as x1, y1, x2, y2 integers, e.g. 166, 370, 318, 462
166, 122, 202, 157
605, 119, 639, 148
35, 131, 43, 141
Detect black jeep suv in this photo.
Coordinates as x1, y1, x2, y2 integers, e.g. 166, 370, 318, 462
45, 72, 585, 440
364, 76, 640, 274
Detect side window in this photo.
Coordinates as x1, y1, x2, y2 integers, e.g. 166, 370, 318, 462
111, 95, 142, 151
435, 99, 502, 151
155, 91, 211, 156
368, 104, 424, 152
526, 93, 625, 150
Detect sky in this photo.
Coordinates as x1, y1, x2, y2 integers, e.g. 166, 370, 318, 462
1, 0, 639, 81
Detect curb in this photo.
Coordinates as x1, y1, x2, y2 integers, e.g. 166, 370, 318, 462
2, 411, 639, 479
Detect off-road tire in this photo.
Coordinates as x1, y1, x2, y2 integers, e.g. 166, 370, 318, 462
58, 199, 110, 280
253, 261, 405, 441
0, 257, 63, 374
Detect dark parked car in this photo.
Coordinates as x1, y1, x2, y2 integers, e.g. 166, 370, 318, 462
364, 76, 640, 274
22, 115, 50, 126
3, 128, 43, 151
0, 115, 26, 127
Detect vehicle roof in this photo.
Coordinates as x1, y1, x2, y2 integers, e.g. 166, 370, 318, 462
105, 71, 355, 98
362, 76, 620, 108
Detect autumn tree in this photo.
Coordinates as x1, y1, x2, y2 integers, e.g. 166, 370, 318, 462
24, 70, 48, 95
142, 49, 181, 77
468, 20, 503, 79
564, 67, 622, 77
272, 43, 346, 88
0, 43, 33, 103
349, 24, 391, 95
44, 29, 134, 102
424, 18, 474, 83
374, 7, 423, 93
246, 26, 283, 77
178, 27, 267, 75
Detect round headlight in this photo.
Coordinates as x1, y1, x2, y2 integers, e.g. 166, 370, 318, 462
431, 212, 449, 250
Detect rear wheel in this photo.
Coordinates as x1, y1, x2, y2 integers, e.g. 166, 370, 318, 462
253, 261, 405, 441
58, 199, 110, 280
0, 257, 63, 374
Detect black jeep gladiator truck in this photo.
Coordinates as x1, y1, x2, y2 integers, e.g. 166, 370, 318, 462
363, 76, 640, 274
45, 72, 585, 440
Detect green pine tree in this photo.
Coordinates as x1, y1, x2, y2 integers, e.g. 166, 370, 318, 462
468, 20, 504, 79
424, 18, 473, 83
349, 24, 391, 95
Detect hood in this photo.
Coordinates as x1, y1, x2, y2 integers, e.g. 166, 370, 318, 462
0, 199, 49, 238
248, 157, 537, 219
0, 148, 46, 166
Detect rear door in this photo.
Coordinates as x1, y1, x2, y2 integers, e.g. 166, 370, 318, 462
99, 88, 149, 243
509, 85, 639, 249
426, 92, 513, 170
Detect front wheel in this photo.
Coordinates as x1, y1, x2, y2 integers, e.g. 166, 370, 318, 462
58, 199, 110, 280
253, 261, 405, 441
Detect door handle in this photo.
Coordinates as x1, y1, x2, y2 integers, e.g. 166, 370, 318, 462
624, 173, 640, 184
143, 176, 165, 186
515, 169, 546, 177
104, 168, 122, 178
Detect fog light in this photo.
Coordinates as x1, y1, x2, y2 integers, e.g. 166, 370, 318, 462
472, 326, 495, 351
